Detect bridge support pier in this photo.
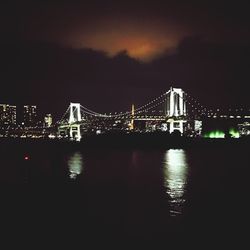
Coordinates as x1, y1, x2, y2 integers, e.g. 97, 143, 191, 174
69, 124, 81, 141
58, 124, 82, 141
168, 119, 185, 134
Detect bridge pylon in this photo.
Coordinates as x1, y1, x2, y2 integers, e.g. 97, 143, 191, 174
166, 87, 187, 134
58, 103, 82, 141
69, 103, 81, 124
166, 87, 186, 117
129, 104, 135, 130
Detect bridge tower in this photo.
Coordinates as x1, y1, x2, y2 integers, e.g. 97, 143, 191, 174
68, 103, 82, 141
166, 87, 187, 134
69, 103, 81, 124
166, 87, 186, 117
129, 104, 135, 130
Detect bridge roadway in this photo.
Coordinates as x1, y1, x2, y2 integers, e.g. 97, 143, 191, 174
85, 115, 183, 121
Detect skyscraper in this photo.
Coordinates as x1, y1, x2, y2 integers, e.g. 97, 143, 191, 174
23, 105, 37, 127
0, 104, 17, 126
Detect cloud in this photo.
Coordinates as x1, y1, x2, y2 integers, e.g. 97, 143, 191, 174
60, 17, 189, 62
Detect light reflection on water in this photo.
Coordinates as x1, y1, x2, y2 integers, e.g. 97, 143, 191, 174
67, 152, 84, 179
163, 149, 188, 216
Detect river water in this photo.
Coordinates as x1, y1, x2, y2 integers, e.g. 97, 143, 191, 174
0, 140, 249, 247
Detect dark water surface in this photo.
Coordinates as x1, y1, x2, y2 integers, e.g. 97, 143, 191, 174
0, 140, 249, 247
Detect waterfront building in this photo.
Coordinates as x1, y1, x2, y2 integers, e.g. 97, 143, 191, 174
23, 105, 37, 127
0, 104, 17, 126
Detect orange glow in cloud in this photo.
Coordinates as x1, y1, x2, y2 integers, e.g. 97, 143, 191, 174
63, 18, 188, 61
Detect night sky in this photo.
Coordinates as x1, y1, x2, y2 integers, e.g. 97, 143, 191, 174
1, 0, 250, 119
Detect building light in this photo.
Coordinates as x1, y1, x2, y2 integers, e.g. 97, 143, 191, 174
23, 105, 37, 127
0, 104, 17, 126
44, 114, 53, 127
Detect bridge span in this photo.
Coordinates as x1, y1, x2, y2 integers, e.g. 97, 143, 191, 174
57, 87, 249, 141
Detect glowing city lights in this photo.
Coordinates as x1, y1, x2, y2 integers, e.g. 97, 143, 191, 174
1, 86, 250, 140
204, 130, 225, 138
229, 128, 240, 138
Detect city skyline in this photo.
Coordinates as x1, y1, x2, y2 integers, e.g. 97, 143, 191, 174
0, 103, 53, 127
1, 1, 250, 117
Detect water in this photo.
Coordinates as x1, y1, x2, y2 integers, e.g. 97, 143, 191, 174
163, 149, 188, 216
0, 140, 249, 246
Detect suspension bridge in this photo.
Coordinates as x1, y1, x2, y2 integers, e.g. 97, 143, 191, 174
57, 87, 250, 141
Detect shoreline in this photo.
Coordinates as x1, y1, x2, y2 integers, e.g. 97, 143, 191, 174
1, 133, 250, 149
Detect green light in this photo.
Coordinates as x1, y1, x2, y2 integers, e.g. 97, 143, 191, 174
203, 130, 225, 138
229, 128, 240, 138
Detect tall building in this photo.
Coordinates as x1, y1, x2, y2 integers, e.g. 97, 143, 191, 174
44, 113, 53, 127
0, 104, 17, 126
23, 105, 37, 127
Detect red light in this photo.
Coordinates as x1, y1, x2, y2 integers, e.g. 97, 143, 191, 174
24, 156, 29, 160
